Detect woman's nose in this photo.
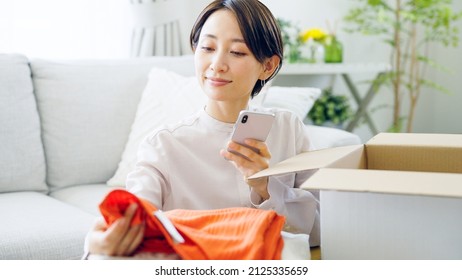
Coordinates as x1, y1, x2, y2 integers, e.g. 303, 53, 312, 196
209, 52, 228, 72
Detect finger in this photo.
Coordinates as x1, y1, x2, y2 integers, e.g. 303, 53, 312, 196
124, 202, 139, 221
222, 146, 270, 178
220, 148, 232, 161
103, 203, 139, 255
115, 203, 142, 255
221, 148, 250, 168
125, 222, 146, 256
95, 218, 126, 255
88, 218, 112, 255
227, 141, 259, 162
93, 217, 108, 231
244, 139, 271, 159
115, 222, 145, 256
107, 203, 138, 240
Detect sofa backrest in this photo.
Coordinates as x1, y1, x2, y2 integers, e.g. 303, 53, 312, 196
30, 55, 195, 190
0, 54, 48, 193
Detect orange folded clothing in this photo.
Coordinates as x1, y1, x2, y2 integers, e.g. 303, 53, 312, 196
99, 189, 286, 260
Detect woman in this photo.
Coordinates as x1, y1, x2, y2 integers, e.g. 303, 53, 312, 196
87, 0, 319, 257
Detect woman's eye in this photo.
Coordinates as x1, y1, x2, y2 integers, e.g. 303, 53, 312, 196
201, 46, 214, 52
231, 51, 246, 57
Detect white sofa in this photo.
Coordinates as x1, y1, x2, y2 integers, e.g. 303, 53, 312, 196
0, 53, 360, 259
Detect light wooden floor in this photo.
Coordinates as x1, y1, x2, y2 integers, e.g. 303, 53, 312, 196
310, 246, 321, 260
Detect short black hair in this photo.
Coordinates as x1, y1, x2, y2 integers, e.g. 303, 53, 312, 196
190, 0, 283, 98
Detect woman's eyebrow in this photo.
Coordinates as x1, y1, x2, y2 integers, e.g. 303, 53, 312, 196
202, 33, 246, 44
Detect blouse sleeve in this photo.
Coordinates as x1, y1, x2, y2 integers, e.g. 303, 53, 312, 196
250, 112, 321, 246
125, 135, 169, 209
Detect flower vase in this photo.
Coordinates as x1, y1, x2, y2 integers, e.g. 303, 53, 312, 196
304, 39, 324, 63
323, 36, 343, 63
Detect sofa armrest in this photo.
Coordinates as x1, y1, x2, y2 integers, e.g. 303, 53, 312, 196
305, 125, 362, 150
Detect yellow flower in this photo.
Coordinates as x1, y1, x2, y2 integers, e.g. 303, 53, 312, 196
301, 28, 327, 43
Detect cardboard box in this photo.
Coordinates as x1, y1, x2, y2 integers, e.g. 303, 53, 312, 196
250, 133, 462, 259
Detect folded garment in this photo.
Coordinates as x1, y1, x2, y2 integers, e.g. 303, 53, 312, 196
99, 189, 286, 260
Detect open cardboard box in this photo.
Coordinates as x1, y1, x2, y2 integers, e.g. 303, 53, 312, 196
251, 133, 462, 259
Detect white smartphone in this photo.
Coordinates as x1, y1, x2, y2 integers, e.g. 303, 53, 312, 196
229, 110, 275, 154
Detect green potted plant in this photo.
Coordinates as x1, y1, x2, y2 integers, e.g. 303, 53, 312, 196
308, 88, 353, 128
344, 0, 462, 132
277, 18, 304, 63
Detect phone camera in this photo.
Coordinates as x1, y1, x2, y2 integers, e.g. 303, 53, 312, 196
241, 115, 248, 123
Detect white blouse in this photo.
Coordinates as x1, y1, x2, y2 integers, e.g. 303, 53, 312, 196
126, 107, 320, 246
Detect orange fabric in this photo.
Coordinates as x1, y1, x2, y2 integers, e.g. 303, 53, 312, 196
99, 189, 285, 260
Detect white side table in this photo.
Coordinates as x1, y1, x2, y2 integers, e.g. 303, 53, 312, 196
278, 63, 392, 135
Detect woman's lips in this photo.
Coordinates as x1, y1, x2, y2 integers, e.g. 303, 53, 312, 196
206, 77, 231, 86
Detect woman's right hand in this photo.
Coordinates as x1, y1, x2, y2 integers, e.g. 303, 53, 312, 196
88, 203, 145, 256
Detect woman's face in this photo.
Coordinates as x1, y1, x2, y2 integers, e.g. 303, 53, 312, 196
194, 9, 266, 105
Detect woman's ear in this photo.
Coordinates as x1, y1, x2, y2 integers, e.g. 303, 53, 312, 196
259, 55, 281, 80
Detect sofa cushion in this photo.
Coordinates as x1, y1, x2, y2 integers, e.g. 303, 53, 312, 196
50, 184, 120, 216
30, 56, 195, 190
262, 86, 321, 121
0, 54, 47, 193
0, 192, 95, 259
107, 67, 206, 187
305, 124, 362, 150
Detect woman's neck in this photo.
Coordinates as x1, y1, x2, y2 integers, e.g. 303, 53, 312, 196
205, 100, 249, 123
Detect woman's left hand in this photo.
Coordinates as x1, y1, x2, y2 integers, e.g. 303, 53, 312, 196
220, 139, 271, 201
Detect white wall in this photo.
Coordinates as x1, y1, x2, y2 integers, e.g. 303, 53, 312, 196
0, 0, 460, 140
414, 0, 462, 135
0, 0, 133, 59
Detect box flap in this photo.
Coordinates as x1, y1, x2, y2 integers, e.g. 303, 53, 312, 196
367, 132, 462, 148
249, 144, 363, 179
301, 168, 462, 198
366, 133, 462, 173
